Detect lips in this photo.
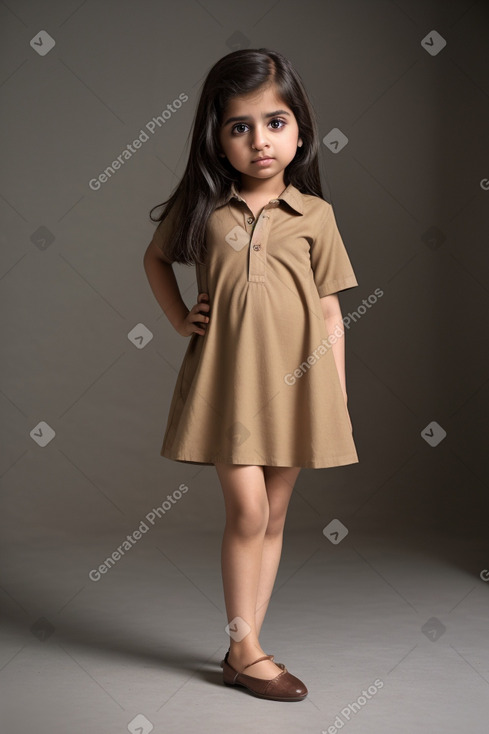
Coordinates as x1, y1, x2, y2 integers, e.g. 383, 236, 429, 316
252, 157, 274, 163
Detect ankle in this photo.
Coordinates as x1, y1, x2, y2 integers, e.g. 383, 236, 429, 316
229, 641, 263, 660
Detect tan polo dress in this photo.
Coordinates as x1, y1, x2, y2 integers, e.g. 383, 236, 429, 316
152, 183, 359, 468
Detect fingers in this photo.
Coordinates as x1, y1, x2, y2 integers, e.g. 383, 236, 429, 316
189, 292, 210, 336
197, 292, 210, 313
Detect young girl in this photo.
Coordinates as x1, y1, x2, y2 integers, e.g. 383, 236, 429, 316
143, 48, 359, 702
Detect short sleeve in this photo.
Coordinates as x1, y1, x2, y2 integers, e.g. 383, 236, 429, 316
151, 203, 179, 264
309, 202, 359, 297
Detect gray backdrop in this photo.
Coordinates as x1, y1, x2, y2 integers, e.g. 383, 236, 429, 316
1, 1, 488, 733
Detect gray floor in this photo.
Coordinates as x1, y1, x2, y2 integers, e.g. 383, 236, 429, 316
1, 526, 487, 733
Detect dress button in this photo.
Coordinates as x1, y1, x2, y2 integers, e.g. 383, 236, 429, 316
247, 216, 254, 224
252, 244, 261, 251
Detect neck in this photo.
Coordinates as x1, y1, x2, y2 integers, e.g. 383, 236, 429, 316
238, 172, 286, 199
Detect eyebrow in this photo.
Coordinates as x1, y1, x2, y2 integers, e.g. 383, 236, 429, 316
222, 109, 291, 127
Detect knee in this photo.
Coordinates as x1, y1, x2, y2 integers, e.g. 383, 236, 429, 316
265, 511, 286, 537
227, 502, 269, 538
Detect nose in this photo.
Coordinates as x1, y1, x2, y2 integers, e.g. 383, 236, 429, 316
251, 125, 269, 151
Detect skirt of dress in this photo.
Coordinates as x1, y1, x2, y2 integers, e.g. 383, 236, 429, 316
159, 263, 359, 469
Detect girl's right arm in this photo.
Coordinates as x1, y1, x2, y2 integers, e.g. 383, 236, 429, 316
143, 240, 210, 337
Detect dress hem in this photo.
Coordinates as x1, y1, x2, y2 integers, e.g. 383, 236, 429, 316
160, 448, 359, 469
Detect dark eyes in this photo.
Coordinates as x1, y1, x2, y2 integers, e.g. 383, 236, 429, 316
231, 118, 286, 135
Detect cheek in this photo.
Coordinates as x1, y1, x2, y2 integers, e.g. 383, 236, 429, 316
227, 140, 246, 158
285, 134, 300, 154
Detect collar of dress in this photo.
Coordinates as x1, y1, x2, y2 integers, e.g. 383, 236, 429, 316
216, 181, 304, 215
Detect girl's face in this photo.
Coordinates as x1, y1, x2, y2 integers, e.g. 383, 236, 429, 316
218, 84, 302, 186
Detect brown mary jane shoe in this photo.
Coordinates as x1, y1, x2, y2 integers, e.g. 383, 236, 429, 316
222, 652, 308, 701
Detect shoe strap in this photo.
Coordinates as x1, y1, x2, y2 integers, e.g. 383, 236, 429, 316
239, 654, 274, 674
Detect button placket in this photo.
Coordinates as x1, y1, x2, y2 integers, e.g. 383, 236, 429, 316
248, 206, 272, 283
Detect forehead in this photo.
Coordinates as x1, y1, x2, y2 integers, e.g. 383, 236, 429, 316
222, 84, 290, 115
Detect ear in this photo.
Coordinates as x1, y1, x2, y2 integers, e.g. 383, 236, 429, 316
298, 138, 303, 147
218, 152, 226, 158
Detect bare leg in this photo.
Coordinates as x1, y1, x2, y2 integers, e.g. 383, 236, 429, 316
216, 462, 301, 679
255, 465, 301, 637
216, 463, 282, 678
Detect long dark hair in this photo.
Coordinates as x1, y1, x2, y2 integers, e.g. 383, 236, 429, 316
149, 48, 324, 265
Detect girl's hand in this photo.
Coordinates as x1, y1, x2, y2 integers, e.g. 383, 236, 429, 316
178, 292, 210, 337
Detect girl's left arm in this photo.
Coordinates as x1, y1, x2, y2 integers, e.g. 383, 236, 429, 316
320, 293, 347, 404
